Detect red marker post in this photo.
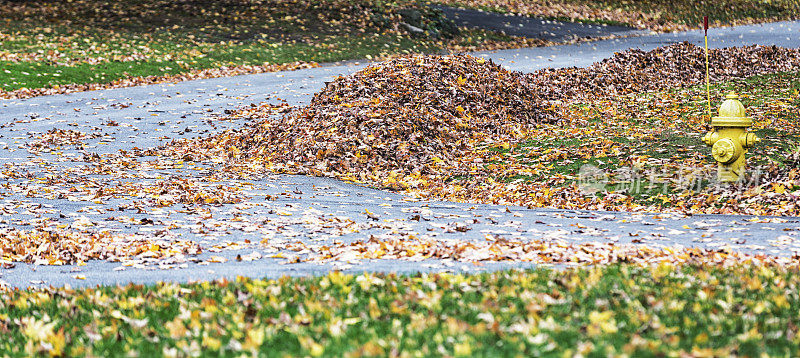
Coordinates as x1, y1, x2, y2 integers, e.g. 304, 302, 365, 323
704, 16, 711, 121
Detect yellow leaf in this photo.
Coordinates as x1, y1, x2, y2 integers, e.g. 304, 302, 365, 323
309, 343, 324, 357
203, 336, 222, 350
242, 329, 265, 351
209, 256, 227, 263
368, 297, 381, 319
47, 329, 66, 357
695, 332, 709, 344
165, 318, 187, 339
454, 341, 472, 357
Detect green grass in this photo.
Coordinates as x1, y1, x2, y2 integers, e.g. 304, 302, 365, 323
476, 70, 800, 207
496, 135, 698, 203
0, 0, 531, 92
0, 28, 532, 91
1, 264, 798, 356
579, 0, 795, 27
429, 0, 799, 30
0, 34, 437, 91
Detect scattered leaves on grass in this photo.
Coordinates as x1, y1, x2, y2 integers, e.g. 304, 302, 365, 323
433, 0, 800, 32
1, 265, 799, 356
0, 0, 556, 98
0, 62, 318, 100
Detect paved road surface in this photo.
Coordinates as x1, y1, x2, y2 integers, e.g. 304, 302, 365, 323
1, 20, 799, 288
435, 5, 645, 42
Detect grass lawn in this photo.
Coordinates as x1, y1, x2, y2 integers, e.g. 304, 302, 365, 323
4, 0, 795, 96
454, 69, 800, 213
2, 264, 798, 356
0, 0, 546, 95
433, 0, 800, 32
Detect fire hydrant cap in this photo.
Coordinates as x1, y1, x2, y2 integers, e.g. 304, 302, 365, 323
711, 92, 752, 127
711, 138, 738, 164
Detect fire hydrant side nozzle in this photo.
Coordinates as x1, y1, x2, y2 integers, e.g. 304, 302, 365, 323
703, 92, 760, 183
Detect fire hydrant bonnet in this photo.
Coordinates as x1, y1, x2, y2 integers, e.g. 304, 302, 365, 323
711, 92, 752, 127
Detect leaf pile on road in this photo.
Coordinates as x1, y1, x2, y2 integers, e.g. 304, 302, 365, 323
535, 43, 800, 99
165, 43, 800, 216
0, 227, 201, 267
171, 54, 553, 178
280, 233, 798, 267
27, 129, 102, 153
2, 265, 799, 356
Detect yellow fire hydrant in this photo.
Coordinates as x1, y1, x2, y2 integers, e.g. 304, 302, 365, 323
702, 92, 760, 182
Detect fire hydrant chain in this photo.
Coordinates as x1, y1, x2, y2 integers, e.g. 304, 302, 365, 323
702, 92, 761, 182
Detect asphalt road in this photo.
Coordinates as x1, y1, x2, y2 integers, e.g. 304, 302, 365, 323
434, 5, 646, 42
1, 20, 799, 289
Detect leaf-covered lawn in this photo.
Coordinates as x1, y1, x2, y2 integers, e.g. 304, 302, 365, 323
0, 0, 550, 97
2, 0, 797, 98
1, 264, 798, 356
464, 69, 800, 214
435, 0, 800, 32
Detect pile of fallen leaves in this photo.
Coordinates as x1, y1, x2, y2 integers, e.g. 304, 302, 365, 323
173, 54, 551, 180
168, 43, 800, 186
0, 228, 201, 267
291, 234, 800, 267
27, 128, 102, 153
533, 42, 800, 101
